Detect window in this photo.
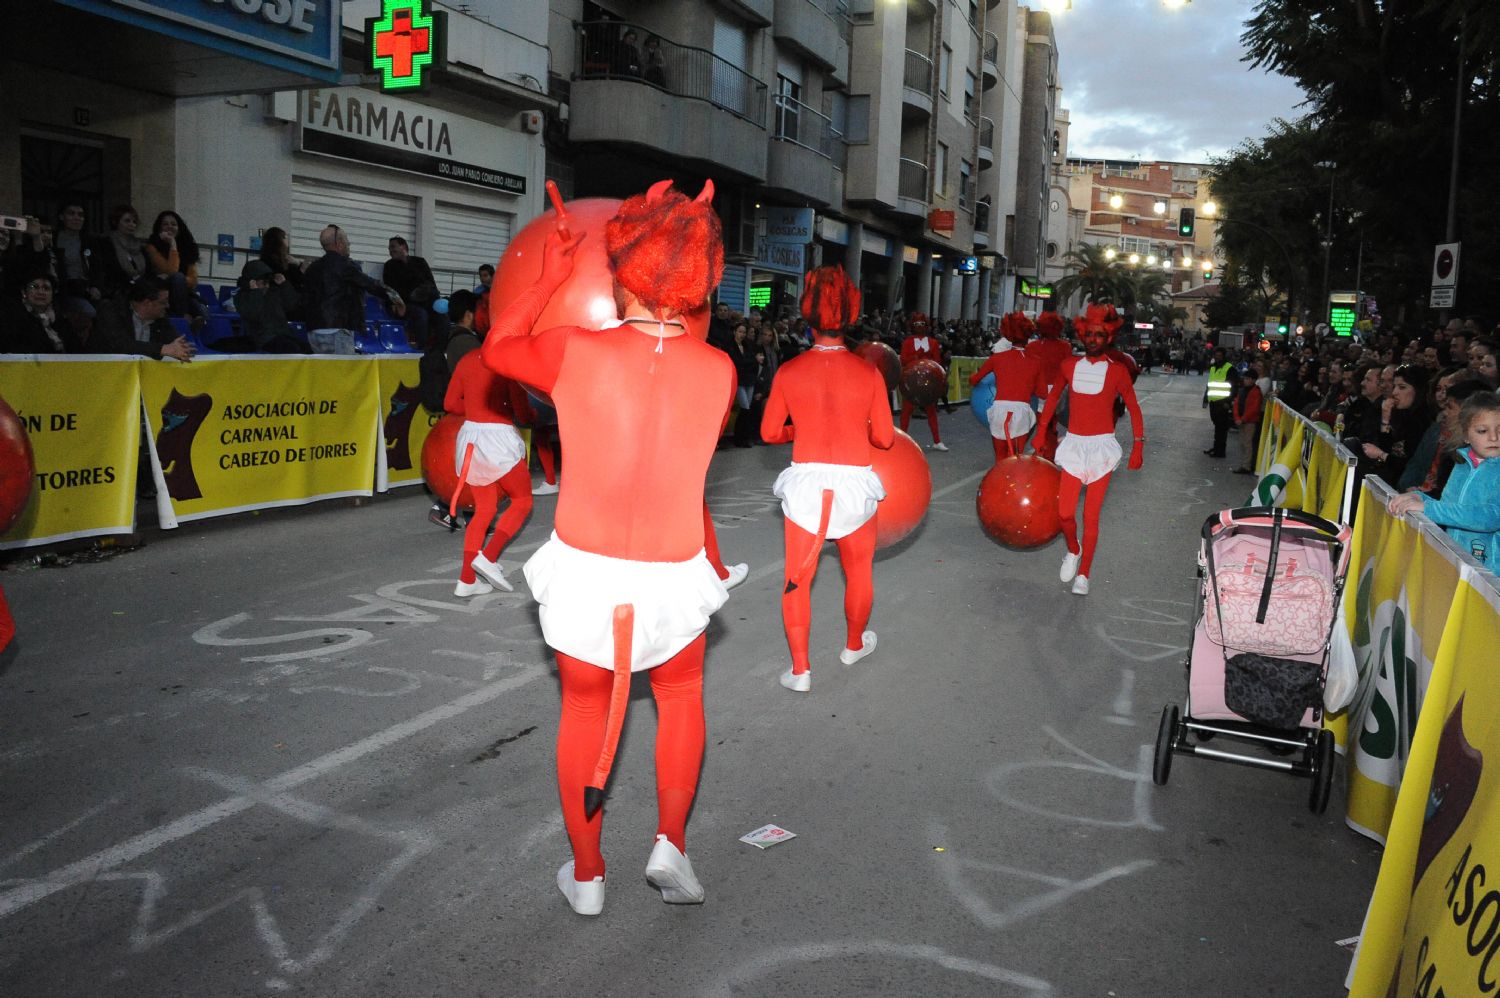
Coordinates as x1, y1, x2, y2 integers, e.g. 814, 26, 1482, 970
969, 0, 980, 27
939, 45, 952, 98
844, 95, 870, 143
1119, 235, 1153, 254
959, 159, 973, 210
934, 142, 949, 199
963, 70, 977, 119
775, 75, 802, 143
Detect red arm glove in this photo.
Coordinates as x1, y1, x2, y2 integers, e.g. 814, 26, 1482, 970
1119, 366, 1145, 470
759, 374, 794, 444
482, 225, 585, 395
868, 370, 896, 449
968, 355, 995, 387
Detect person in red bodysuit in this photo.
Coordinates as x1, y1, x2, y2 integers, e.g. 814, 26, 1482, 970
969, 312, 1047, 461
760, 266, 894, 692
900, 313, 947, 451
484, 180, 733, 916
1025, 311, 1073, 461
444, 349, 535, 596
1033, 304, 1145, 596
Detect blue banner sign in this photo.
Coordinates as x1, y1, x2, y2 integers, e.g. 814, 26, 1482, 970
58, 0, 342, 79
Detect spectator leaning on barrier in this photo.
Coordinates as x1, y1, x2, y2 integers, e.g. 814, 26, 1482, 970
1, 274, 82, 354
1389, 391, 1500, 572
1231, 366, 1263, 475
91, 276, 195, 362
303, 224, 401, 354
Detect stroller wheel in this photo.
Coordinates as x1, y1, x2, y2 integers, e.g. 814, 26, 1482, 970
1308, 730, 1336, 814
1153, 704, 1179, 786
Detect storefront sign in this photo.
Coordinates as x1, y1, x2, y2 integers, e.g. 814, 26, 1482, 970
764, 207, 814, 245
60, 0, 341, 79
300, 88, 526, 194
754, 239, 804, 274
366, 0, 447, 92
928, 209, 955, 236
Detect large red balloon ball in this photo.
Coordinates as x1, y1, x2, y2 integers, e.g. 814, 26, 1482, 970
421, 413, 476, 512
855, 341, 901, 393
491, 195, 710, 343
871, 429, 932, 549
0, 395, 36, 534
899, 359, 947, 408
977, 455, 1062, 549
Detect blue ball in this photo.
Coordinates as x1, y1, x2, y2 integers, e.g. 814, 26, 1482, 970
433, 298, 450, 315
970, 373, 996, 427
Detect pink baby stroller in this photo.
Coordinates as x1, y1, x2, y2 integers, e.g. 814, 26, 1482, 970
1153, 507, 1351, 813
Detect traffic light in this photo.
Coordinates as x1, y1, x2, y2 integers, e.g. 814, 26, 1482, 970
1178, 207, 1195, 237
1277, 312, 1290, 336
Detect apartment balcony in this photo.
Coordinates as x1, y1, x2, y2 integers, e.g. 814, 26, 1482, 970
773, 0, 851, 74
977, 116, 994, 169
893, 157, 929, 219
721, 0, 775, 25
981, 32, 998, 90
902, 49, 934, 120
767, 94, 845, 208
571, 22, 769, 182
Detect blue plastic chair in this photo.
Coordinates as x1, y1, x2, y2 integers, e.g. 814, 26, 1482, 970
218, 284, 238, 308
378, 321, 418, 353
196, 284, 221, 313
201, 315, 240, 350
287, 321, 309, 348
355, 322, 387, 354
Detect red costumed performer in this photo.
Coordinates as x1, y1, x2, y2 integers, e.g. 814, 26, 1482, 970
1025, 311, 1073, 461
445, 350, 535, 596
1033, 304, 1145, 596
969, 312, 1047, 461
760, 266, 894, 692
899, 313, 947, 451
484, 180, 733, 916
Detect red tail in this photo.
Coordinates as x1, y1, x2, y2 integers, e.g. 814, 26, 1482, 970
785, 489, 835, 594
451, 443, 475, 522
584, 604, 635, 817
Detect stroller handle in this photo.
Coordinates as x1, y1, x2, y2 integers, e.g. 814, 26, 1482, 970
1201, 506, 1353, 586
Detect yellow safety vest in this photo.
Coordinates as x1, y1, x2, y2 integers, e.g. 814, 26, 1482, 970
1206, 362, 1234, 402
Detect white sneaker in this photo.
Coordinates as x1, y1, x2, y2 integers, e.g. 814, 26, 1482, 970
839, 631, 877, 665
471, 554, 513, 592
645, 834, 705, 904
453, 578, 494, 598
722, 563, 749, 590
929, 442, 949, 452
532, 481, 559, 496
1059, 552, 1080, 583
557, 860, 605, 915
779, 669, 811, 692
1071, 575, 1090, 596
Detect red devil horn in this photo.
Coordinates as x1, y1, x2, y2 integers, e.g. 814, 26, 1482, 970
646, 179, 674, 202
694, 180, 715, 205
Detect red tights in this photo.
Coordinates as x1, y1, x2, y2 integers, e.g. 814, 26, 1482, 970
1057, 471, 1111, 577
781, 517, 877, 675
702, 502, 729, 581
458, 462, 533, 583
556, 635, 705, 881
899, 402, 941, 444
533, 427, 558, 485
990, 431, 1031, 463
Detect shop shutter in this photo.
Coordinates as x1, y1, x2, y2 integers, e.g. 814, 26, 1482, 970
290, 177, 417, 274
716, 263, 748, 312
431, 201, 513, 277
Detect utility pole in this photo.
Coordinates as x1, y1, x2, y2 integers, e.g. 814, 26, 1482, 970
1439, 13, 1466, 325
1315, 161, 1336, 329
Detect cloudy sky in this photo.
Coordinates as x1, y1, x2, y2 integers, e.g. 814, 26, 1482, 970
1050, 0, 1308, 163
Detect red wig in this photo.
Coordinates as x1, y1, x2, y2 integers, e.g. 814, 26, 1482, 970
1036, 311, 1065, 340
605, 179, 724, 317
999, 311, 1036, 346
909, 311, 930, 333
1073, 303, 1124, 343
800, 265, 861, 333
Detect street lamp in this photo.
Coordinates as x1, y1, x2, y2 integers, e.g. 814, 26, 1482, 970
1104, 247, 1117, 260
1109, 193, 1123, 210
1146, 254, 1157, 265
1201, 200, 1217, 217
1316, 160, 1337, 327
1152, 201, 1167, 215
1128, 253, 1140, 265
1182, 252, 1194, 267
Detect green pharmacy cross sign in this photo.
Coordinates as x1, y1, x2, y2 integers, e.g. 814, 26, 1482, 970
367, 0, 447, 92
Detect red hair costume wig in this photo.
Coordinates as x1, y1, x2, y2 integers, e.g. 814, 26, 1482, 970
1000, 311, 1036, 346
605, 179, 724, 317
1073, 303, 1124, 343
909, 311, 930, 333
1036, 311, 1065, 340
801, 266, 862, 333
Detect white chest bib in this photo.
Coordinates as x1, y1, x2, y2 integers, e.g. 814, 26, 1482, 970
1071, 359, 1108, 395
912, 336, 930, 353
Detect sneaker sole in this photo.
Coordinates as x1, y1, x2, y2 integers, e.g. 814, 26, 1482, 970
646, 867, 704, 904
472, 563, 514, 592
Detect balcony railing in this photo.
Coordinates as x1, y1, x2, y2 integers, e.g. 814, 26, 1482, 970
805, 0, 853, 42
979, 116, 994, 149
898, 157, 928, 202
575, 21, 768, 125
773, 93, 847, 168
903, 49, 933, 96
974, 199, 991, 232
983, 31, 998, 66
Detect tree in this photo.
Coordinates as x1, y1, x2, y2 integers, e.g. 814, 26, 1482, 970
1052, 243, 1128, 308
1201, 280, 1255, 332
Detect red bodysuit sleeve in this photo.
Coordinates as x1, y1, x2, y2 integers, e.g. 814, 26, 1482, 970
760, 373, 793, 444
443, 358, 467, 416
1033, 357, 1049, 400
900, 339, 917, 366
868, 372, 895, 449
1035, 356, 1074, 442
969, 355, 997, 386
508, 379, 537, 425
1116, 364, 1144, 438
482, 270, 571, 395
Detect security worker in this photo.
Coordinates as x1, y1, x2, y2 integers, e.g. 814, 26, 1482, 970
1203, 347, 1235, 457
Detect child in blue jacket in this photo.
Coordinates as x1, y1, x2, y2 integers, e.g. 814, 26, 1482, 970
1389, 391, 1500, 571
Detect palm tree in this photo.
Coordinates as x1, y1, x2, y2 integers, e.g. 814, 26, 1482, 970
1121, 269, 1173, 322
1052, 243, 1127, 307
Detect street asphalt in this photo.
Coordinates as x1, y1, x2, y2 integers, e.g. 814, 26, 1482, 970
0, 370, 1382, 997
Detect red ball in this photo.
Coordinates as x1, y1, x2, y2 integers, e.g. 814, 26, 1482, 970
491, 196, 710, 345
0, 395, 35, 534
899, 359, 947, 408
871, 429, 932, 549
420, 413, 476, 512
855, 341, 901, 393
976, 455, 1062, 549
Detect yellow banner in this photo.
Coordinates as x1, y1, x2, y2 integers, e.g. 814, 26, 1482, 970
138, 357, 378, 523
373, 357, 439, 490
948, 356, 983, 403
0, 358, 141, 548
1349, 577, 1500, 995
1339, 481, 1464, 842
1251, 400, 1353, 524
